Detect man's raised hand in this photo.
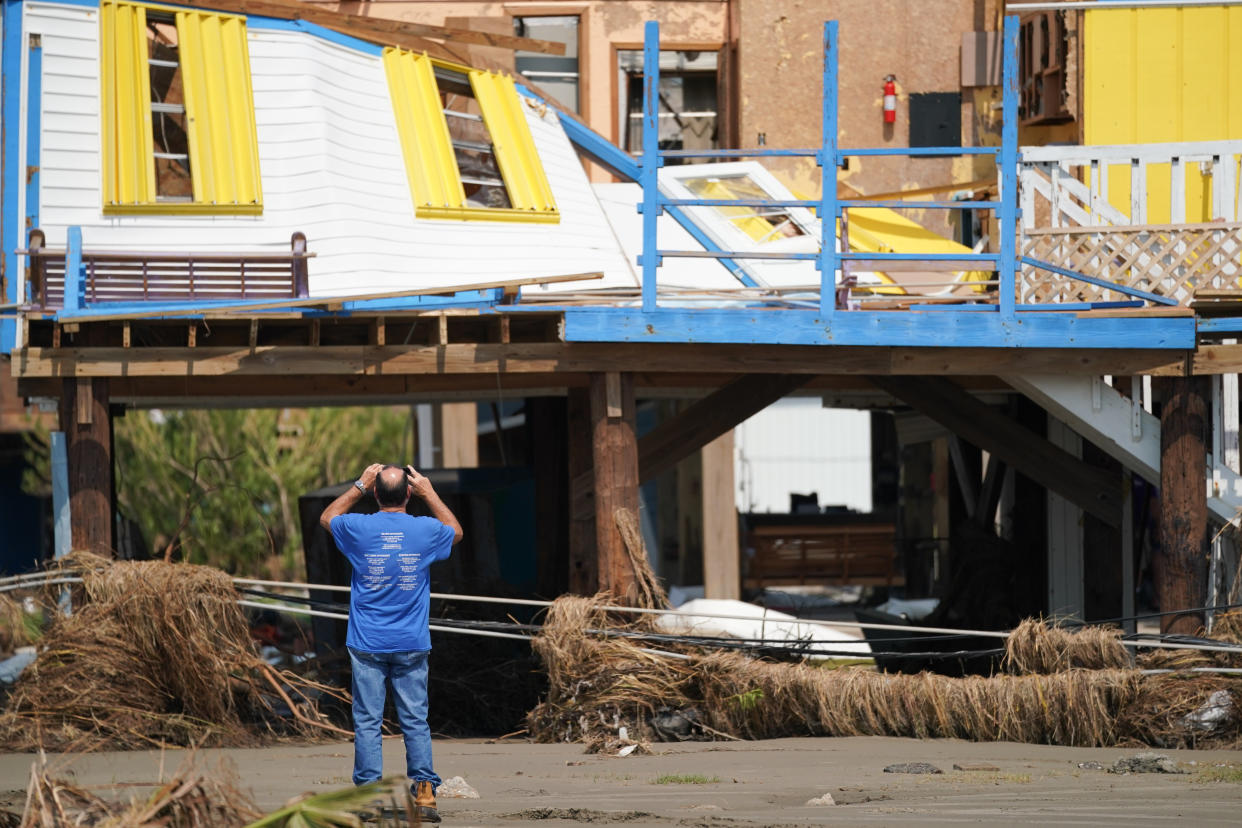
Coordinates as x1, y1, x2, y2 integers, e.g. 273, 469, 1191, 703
358, 463, 384, 491
405, 465, 434, 499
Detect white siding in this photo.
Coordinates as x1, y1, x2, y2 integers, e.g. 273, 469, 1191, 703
28, 2, 633, 296
593, 182, 739, 292
735, 397, 872, 514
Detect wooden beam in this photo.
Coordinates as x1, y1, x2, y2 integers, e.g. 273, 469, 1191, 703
182, 0, 567, 54
1155, 376, 1210, 635
702, 430, 740, 600
1194, 344, 1242, 375
439, 402, 477, 467
868, 375, 1122, 527
568, 373, 812, 518
590, 372, 639, 601
59, 378, 114, 556
13, 342, 1189, 379
637, 373, 814, 483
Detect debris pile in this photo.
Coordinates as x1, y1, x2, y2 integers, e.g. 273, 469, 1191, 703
526, 595, 1242, 750
1002, 619, 1130, 673
18, 755, 260, 827
0, 554, 347, 750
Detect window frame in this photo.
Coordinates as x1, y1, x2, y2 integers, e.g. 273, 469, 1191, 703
383, 49, 559, 224
99, 0, 263, 216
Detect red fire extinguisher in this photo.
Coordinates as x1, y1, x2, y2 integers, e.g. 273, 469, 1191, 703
883, 75, 897, 124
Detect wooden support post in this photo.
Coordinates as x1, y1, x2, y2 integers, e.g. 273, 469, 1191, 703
702, 429, 740, 599
59, 377, 113, 556
590, 372, 639, 601
1156, 375, 1210, 635
439, 402, 478, 467
567, 387, 596, 594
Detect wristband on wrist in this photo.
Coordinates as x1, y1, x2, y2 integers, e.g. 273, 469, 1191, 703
353, 479, 367, 494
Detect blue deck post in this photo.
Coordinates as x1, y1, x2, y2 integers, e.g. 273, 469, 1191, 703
640, 20, 661, 312
25, 35, 41, 242
64, 226, 82, 313
998, 14, 1019, 318
818, 21, 839, 316
50, 430, 71, 613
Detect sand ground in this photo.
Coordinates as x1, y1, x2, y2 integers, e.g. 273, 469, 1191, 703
3, 736, 1242, 826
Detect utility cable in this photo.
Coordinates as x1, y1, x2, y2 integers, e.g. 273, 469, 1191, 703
233, 580, 1242, 656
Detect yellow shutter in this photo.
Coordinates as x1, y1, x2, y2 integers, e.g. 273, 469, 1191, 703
100, 0, 155, 206
383, 48, 465, 210
100, 1, 261, 213
469, 70, 557, 214
176, 9, 262, 208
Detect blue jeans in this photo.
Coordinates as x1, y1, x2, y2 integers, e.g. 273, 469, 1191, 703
348, 647, 440, 788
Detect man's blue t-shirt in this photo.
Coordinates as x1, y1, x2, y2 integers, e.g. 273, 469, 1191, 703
329, 511, 454, 653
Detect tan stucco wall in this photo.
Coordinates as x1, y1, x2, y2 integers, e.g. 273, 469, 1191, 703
736, 0, 997, 236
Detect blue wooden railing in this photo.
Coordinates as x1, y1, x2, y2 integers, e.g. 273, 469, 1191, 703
637, 16, 1021, 316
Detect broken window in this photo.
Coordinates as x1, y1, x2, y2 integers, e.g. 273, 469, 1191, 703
436, 66, 513, 210
382, 49, 559, 222
618, 50, 717, 164
100, 1, 262, 214
679, 172, 807, 243
513, 15, 579, 114
146, 13, 192, 202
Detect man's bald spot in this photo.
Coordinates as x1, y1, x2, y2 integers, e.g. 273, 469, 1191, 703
374, 464, 410, 507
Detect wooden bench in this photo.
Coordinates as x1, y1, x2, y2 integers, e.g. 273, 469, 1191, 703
744, 523, 902, 589
23, 228, 310, 311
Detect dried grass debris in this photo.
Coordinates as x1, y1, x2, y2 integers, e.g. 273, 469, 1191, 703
18, 753, 261, 828
1003, 619, 1131, 674
0, 554, 347, 751
527, 595, 1242, 750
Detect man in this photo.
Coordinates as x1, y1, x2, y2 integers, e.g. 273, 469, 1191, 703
320, 463, 463, 823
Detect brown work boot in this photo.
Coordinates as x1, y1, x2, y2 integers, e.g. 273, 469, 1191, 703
412, 780, 441, 823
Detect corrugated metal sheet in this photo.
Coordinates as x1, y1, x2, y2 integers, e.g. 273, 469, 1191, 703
177, 9, 262, 208
734, 398, 872, 514
383, 49, 463, 211
30, 2, 633, 295
99, 0, 154, 206
1084, 5, 1242, 223
471, 70, 557, 214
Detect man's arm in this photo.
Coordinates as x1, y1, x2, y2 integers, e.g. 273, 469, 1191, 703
319, 463, 383, 532
406, 465, 464, 544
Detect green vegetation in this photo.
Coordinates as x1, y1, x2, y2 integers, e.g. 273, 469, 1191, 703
23, 407, 411, 579
653, 774, 721, 785
728, 687, 764, 711
1195, 765, 1242, 783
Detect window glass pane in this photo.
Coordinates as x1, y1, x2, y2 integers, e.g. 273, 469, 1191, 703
514, 15, 579, 114
619, 50, 717, 164
680, 174, 806, 243
147, 16, 192, 201
437, 67, 512, 209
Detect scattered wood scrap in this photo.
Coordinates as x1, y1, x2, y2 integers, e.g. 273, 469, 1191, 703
1192, 288, 1242, 317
